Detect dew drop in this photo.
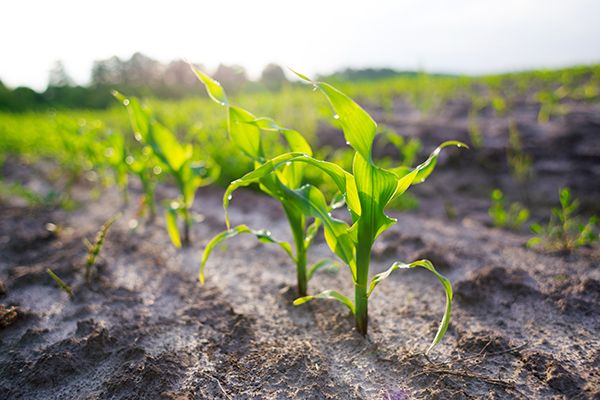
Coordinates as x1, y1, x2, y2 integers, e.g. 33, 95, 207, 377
123, 99, 130, 106
227, 195, 233, 200
134, 132, 142, 142
125, 155, 134, 164
152, 166, 162, 175
333, 114, 340, 120
346, 141, 351, 145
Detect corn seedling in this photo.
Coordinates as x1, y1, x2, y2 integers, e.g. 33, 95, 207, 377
114, 92, 218, 247
536, 86, 569, 124
528, 188, 598, 252
0, 179, 70, 209
217, 70, 466, 352
488, 189, 529, 230
46, 268, 74, 299
103, 131, 129, 204
468, 97, 486, 150
507, 120, 533, 186
125, 148, 160, 221
84, 214, 120, 283
193, 66, 341, 296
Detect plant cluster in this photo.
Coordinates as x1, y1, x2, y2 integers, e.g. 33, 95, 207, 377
114, 92, 219, 247
488, 189, 530, 231
195, 67, 467, 351
528, 188, 598, 252
193, 66, 340, 297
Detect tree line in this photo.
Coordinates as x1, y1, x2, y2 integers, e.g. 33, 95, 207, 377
0, 52, 413, 112
0, 53, 289, 112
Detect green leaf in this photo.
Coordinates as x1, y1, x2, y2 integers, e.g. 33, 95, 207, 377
223, 152, 360, 227
282, 184, 356, 272
292, 71, 377, 162
353, 153, 398, 240
559, 187, 571, 208
303, 218, 322, 248
293, 290, 355, 313
306, 258, 341, 281
368, 259, 452, 354
47, 268, 74, 299
249, 117, 312, 155
411, 141, 468, 184
199, 224, 294, 284
245, 117, 313, 189
190, 64, 229, 106
148, 121, 191, 172
530, 223, 542, 234
113, 91, 149, 141
229, 106, 263, 160
289, 68, 313, 82
317, 82, 377, 163
165, 208, 182, 248
392, 140, 468, 199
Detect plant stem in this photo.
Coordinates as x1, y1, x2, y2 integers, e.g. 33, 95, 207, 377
354, 238, 371, 336
284, 205, 308, 296
182, 207, 191, 247
296, 243, 307, 297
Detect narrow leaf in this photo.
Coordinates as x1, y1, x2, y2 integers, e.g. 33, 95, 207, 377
392, 141, 468, 200
368, 259, 452, 354
200, 224, 294, 284
293, 290, 355, 313
165, 208, 182, 248
190, 64, 229, 106
306, 258, 341, 281
47, 268, 74, 299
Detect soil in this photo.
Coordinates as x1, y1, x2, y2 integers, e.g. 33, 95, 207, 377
1, 99, 599, 399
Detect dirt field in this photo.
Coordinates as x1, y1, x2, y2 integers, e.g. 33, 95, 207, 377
1, 100, 599, 399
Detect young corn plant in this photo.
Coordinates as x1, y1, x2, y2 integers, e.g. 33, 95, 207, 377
114, 92, 218, 247
488, 189, 529, 230
193, 66, 340, 297
219, 71, 466, 352
125, 148, 159, 221
103, 131, 129, 204
507, 120, 533, 186
528, 188, 599, 252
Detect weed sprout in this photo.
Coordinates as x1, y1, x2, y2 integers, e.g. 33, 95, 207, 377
528, 188, 598, 252
488, 189, 529, 230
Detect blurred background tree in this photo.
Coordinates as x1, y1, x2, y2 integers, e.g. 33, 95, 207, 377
260, 63, 287, 91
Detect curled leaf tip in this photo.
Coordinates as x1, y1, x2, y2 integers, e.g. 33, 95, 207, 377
293, 296, 313, 306
289, 68, 313, 83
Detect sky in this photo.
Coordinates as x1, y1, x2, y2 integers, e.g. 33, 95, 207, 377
1, 0, 599, 90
